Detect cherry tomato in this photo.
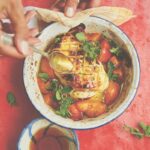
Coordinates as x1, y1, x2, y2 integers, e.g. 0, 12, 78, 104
86, 33, 101, 41
68, 104, 83, 121
104, 81, 120, 105
40, 58, 55, 77
97, 48, 112, 63
43, 93, 59, 109
100, 39, 111, 51
110, 56, 121, 68
113, 68, 124, 82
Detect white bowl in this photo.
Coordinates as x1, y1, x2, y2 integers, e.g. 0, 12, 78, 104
18, 118, 79, 150
23, 16, 140, 129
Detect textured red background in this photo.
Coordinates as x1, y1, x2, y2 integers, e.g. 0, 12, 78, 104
0, 0, 150, 150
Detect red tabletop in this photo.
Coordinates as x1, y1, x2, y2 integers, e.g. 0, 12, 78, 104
0, 0, 150, 150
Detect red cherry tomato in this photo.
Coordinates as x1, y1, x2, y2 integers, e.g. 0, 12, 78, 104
68, 104, 83, 121
43, 93, 59, 109
110, 56, 121, 68
86, 33, 101, 41
113, 68, 124, 82
104, 81, 120, 105
98, 39, 112, 63
100, 39, 111, 51
97, 49, 112, 63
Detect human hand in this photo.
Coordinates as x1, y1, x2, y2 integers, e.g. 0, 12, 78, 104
51, 0, 102, 17
0, 0, 39, 58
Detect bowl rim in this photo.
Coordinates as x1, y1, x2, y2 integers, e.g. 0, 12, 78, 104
23, 16, 140, 130
17, 118, 80, 150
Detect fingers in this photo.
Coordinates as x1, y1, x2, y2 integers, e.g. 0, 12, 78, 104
64, 0, 79, 17
0, 41, 25, 59
25, 10, 37, 23
7, 0, 30, 55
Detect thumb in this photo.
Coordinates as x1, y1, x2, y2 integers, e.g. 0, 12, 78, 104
7, 0, 31, 55
64, 0, 79, 17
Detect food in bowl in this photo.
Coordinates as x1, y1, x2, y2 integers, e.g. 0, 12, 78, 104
18, 118, 79, 150
37, 23, 132, 121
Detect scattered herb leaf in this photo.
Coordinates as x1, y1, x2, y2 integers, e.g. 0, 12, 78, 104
75, 32, 86, 42
124, 124, 144, 139
139, 122, 150, 137
124, 122, 150, 139
38, 73, 49, 82
7, 92, 17, 106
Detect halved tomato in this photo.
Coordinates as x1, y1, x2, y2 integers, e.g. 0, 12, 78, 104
86, 33, 101, 41
43, 93, 59, 109
68, 104, 83, 121
40, 58, 55, 77
104, 81, 120, 105
110, 56, 121, 68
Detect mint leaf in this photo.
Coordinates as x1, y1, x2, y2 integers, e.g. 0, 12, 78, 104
139, 122, 150, 137
38, 73, 49, 82
75, 32, 86, 42
7, 92, 17, 106
124, 124, 144, 139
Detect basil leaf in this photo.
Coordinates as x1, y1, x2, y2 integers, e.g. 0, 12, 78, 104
62, 86, 72, 93
7, 92, 17, 106
38, 73, 49, 82
56, 97, 73, 117
75, 32, 86, 42
107, 62, 115, 78
110, 47, 120, 56
47, 79, 59, 91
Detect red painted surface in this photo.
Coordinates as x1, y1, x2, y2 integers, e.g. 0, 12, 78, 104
0, 0, 150, 150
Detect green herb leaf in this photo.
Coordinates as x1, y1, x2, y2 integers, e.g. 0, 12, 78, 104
47, 79, 59, 91
56, 97, 73, 117
111, 74, 118, 81
61, 86, 72, 93
82, 41, 100, 61
7, 92, 17, 106
139, 122, 150, 137
38, 73, 49, 82
75, 32, 86, 42
124, 124, 144, 139
110, 47, 120, 56
55, 37, 61, 44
